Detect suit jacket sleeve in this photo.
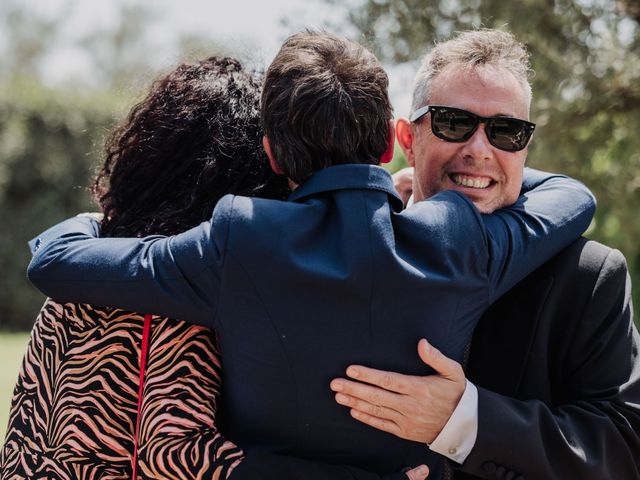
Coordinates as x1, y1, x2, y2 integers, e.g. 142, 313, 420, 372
27, 195, 236, 328
459, 248, 640, 479
231, 452, 414, 480
483, 168, 596, 301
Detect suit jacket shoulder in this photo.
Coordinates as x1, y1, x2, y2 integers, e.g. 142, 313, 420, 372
457, 238, 640, 480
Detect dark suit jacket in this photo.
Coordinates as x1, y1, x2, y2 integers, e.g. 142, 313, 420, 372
27, 165, 595, 475
455, 238, 640, 480
232, 239, 640, 480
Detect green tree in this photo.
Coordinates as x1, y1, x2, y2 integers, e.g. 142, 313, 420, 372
0, 80, 123, 329
336, 0, 640, 323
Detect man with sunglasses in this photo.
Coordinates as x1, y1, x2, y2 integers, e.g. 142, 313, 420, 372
332, 29, 640, 479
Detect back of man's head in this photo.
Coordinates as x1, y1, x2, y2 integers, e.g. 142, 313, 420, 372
411, 29, 532, 114
262, 31, 393, 184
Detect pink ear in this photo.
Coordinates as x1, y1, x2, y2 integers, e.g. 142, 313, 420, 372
380, 121, 395, 164
263, 136, 284, 175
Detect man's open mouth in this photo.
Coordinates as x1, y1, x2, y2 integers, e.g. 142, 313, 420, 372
449, 173, 495, 190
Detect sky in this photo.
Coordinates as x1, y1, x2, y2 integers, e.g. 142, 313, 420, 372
11, 0, 417, 114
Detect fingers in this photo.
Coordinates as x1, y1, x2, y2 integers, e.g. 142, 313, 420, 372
342, 365, 411, 394
392, 167, 414, 181
392, 167, 414, 204
331, 378, 402, 410
334, 391, 402, 422
405, 465, 430, 480
417, 339, 464, 381
348, 408, 402, 438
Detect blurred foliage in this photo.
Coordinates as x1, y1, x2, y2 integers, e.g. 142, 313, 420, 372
0, 79, 125, 329
386, 145, 409, 173
334, 0, 640, 324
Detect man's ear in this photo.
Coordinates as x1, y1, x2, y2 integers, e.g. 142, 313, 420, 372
379, 120, 396, 164
263, 136, 284, 175
395, 118, 416, 167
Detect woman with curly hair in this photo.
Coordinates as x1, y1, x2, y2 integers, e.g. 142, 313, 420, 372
0, 56, 289, 479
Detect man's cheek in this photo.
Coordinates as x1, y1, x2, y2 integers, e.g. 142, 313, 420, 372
504, 181, 522, 206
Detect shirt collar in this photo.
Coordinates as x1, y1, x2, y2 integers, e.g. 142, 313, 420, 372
287, 164, 404, 212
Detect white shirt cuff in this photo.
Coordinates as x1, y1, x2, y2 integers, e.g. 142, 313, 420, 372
428, 380, 478, 464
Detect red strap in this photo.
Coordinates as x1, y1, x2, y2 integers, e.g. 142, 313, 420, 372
132, 314, 152, 479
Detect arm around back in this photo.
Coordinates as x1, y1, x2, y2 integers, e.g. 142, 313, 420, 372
483, 168, 596, 301
27, 194, 237, 327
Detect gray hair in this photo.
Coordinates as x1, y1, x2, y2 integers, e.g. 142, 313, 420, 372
411, 29, 533, 114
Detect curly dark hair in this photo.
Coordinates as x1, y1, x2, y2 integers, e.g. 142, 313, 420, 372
93, 56, 289, 238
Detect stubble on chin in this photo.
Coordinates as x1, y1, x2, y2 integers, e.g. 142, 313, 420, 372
474, 191, 511, 214
473, 200, 496, 214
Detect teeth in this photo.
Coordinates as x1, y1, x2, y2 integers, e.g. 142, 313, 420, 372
451, 174, 491, 189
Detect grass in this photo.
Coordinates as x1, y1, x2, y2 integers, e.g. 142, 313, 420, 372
0, 332, 31, 442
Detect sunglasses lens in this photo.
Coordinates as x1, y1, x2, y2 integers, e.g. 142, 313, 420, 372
431, 108, 477, 141
425, 106, 534, 152
488, 118, 531, 152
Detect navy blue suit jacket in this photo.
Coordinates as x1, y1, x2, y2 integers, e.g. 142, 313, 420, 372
28, 165, 595, 474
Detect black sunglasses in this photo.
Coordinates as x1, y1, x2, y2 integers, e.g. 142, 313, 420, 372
410, 105, 535, 152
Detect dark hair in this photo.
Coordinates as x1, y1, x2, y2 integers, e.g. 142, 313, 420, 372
262, 31, 393, 184
93, 56, 289, 238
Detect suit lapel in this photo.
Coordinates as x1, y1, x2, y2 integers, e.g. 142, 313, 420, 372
466, 274, 554, 397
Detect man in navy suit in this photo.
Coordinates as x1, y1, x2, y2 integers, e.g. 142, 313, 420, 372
27, 31, 596, 478
331, 29, 640, 479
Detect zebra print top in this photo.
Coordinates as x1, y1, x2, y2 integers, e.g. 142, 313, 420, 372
1, 298, 243, 479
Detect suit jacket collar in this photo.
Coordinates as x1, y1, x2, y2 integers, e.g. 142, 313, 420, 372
287, 164, 404, 212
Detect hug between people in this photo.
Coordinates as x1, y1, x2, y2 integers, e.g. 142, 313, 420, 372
3, 28, 639, 480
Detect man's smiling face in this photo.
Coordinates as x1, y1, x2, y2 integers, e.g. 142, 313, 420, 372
398, 64, 531, 213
